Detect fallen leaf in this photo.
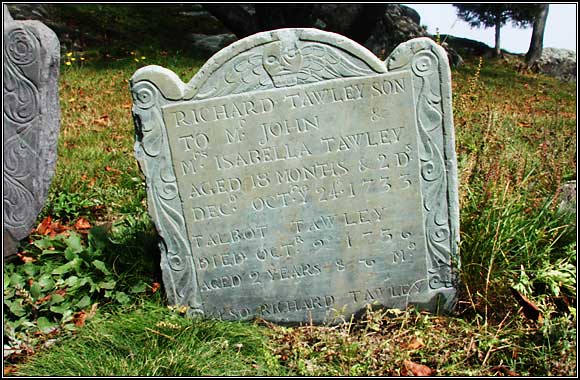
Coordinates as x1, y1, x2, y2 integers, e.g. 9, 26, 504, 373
55, 288, 67, 297
406, 338, 425, 350
48, 220, 70, 238
491, 365, 519, 376
36, 294, 52, 304
87, 303, 99, 319
510, 287, 542, 322
105, 166, 121, 174
73, 311, 87, 327
17, 252, 36, 263
36, 216, 53, 235
4, 366, 17, 375
402, 359, 434, 376
74, 217, 91, 231
151, 282, 161, 293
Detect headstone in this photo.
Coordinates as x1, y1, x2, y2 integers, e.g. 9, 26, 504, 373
130, 28, 459, 323
3, 5, 61, 258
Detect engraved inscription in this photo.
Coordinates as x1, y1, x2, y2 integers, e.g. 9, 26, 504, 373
161, 72, 430, 319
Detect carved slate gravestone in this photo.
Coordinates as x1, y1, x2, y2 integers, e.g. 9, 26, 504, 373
3, 6, 61, 258
130, 29, 459, 323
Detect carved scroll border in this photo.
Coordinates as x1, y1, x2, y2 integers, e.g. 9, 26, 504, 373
386, 38, 460, 293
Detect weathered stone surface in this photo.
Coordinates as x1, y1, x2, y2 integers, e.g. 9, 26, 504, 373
131, 29, 459, 323
364, 4, 429, 59
534, 47, 577, 82
3, 5, 61, 258
187, 33, 237, 55
558, 180, 576, 215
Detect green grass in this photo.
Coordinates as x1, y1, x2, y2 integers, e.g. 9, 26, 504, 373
13, 297, 284, 376
4, 48, 576, 376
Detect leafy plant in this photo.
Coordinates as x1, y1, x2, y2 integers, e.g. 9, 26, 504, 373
3, 226, 153, 360
42, 192, 98, 222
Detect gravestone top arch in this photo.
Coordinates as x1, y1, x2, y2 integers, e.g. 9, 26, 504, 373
130, 28, 459, 323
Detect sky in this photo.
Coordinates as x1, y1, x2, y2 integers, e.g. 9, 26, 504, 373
403, 3, 577, 54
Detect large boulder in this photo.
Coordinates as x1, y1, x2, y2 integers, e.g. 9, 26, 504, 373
363, 5, 428, 59
534, 48, 576, 82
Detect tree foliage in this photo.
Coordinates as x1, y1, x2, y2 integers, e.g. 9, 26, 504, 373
453, 4, 543, 56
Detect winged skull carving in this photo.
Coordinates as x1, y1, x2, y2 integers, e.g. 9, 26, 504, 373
193, 40, 376, 100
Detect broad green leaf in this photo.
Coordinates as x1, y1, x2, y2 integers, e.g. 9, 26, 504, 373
52, 262, 73, 275
34, 238, 55, 249
38, 275, 55, 291
30, 282, 42, 299
63, 323, 78, 331
51, 293, 66, 304
4, 286, 16, 299
92, 260, 111, 275
65, 232, 84, 253
52, 258, 81, 275
78, 277, 91, 287
64, 248, 79, 261
98, 280, 116, 290
130, 281, 147, 294
8, 300, 26, 317
37, 316, 58, 333
22, 262, 38, 277
9, 273, 25, 288
50, 304, 71, 315
4, 271, 13, 290
65, 276, 80, 289
76, 295, 91, 309
115, 291, 130, 305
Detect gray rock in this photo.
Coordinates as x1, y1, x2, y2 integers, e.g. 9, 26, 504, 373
558, 180, 577, 214
130, 29, 459, 323
364, 4, 429, 59
3, 5, 61, 258
187, 33, 238, 54
534, 47, 577, 82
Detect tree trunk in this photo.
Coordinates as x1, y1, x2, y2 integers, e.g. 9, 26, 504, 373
494, 17, 501, 56
525, 4, 549, 67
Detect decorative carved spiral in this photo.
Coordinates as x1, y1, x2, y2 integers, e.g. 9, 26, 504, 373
158, 182, 178, 201
421, 161, 441, 182
6, 28, 38, 66
430, 227, 449, 243
429, 275, 444, 289
4, 62, 39, 124
168, 253, 184, 271
412, 51, 437, 77
132, 81, 157, 109
3, 176, 36, 231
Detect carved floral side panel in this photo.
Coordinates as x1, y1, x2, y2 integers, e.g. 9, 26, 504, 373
3, 8, 61, 257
